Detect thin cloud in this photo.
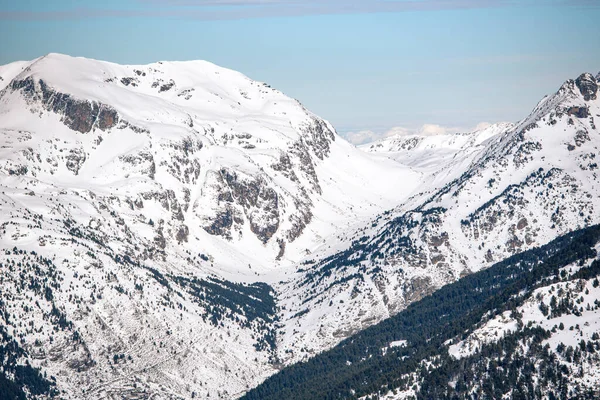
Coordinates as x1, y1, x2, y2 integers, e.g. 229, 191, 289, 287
2, 0, 589, 21
344, 129, 397, 145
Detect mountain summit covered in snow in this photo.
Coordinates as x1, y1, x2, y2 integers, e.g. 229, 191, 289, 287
0, 53, 419, 271
0, 53, 599, 399
0, 53, 420, 399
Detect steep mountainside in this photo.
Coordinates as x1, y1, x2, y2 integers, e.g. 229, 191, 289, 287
245, 225, 600, 400
0, 54, 419, 399
0, 54, 419, 271
275, 70, 600, 366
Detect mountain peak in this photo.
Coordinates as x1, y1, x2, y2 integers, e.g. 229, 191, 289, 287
0, 53, 420, 268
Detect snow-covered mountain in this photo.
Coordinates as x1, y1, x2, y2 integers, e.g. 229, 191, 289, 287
361, 122, 513, 174
0, 53, 420, 399
245, 224, 600, 400
1, 53, 600, 399
275, 69, 600, 366
0, 53, 419, 272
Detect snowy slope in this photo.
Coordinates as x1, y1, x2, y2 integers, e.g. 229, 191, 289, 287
0, 60, 32, 91
0, 53, 421, 274
242, 224, 600, 400
0, 53, 421, 399
274, 70, 600, 366
361, 122, 512, 173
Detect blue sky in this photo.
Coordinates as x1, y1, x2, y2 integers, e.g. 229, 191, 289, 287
1, 0, 599, 143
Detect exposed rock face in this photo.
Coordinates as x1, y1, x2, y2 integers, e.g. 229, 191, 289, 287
166, 189, 185, 221
301, 117, 335, 160
575, 72, 598, 101
65, 147, 86, 175
205, 208, 237, 239
290, 140, 322, 195
160, 137, 203, 184
10, 77, 120, 133
271, 152, 299, 183
199, 159, 315, 244
517, 217, 528, 230
217, 169, 280, 244
175, 224, 189, 243
403, 276, 434, 303
286, 198, 313, 242
159, 80, 175, 93
97, 107, 118, 130
119, 151, 156, 179
567, 106, 590, 118
120, 77, 138, 87
574, 129, 590, 147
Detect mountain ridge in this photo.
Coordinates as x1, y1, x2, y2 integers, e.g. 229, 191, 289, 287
274, 67, 600, 367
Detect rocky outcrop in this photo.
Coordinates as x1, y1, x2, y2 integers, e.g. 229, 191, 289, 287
175, 224, 189, 243
120, 77, 139, 87
575, 73, 598, 101
403, 276, 434, 303
290, 141, 322, 195
141, 190, 185, 221
119, 151, 156, 179
205, 208, 240, 239
159, 80, 175, 93
220, 169, 280, 243
574, 129, 590, 147
271, 152, 299, 183
286, 197, 313, 242
567, 106, 590, 118
65, 147, 86, 175
300, 117, 335, 160
160, 137, 202, 184
9, 77, 120, 133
